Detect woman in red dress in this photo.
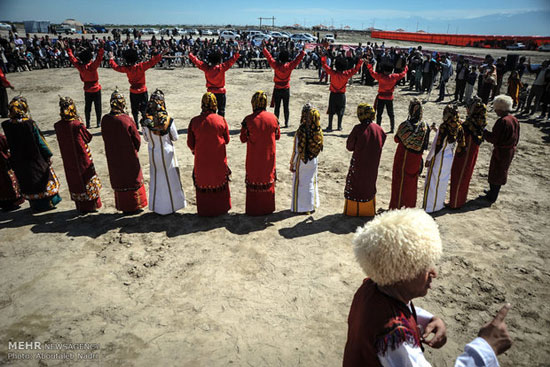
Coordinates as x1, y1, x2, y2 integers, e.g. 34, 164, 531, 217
101, 89, 148, 213
187, 92, 231, 216
448, 97, 487, 209
240, 91, 281, 216
54, 97, 102, 213
389, 98, 431, 209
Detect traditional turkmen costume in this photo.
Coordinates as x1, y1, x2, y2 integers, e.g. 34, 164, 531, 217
141, 90, 186, 215
1, 96, 61, 212
423, 105, 465, 213
101, 89, 148, 212
389, 99, 430, 210
0, 133, 24, 210
240, 91, 281, 216
54, 97, 102, 213
449, 97, 487, 209
290, 104, 323, 213
344, 104, 385, 216
187, 92, 231, 216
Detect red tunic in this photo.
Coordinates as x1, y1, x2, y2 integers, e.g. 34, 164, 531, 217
321, 57, 363, 93
109, 54, 162, 94
449, 133, 481, 208
240, 110, 280, 186
189, 52, 240, 94
263, 49, 305, 89
67, 48, 104, 93
188, 111, 230, 189
54, 119, 101, 210
367, 64, 408, 100
345, 122, 386, 202
343, 279, 422, 367
0, 69, 12, 88
483, 114, 520, 186
389, 141, 423, 209
240, 110, 280, 216
0, 133, 24, 208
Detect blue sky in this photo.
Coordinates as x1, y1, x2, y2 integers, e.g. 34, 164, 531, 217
1, 0, 549, 35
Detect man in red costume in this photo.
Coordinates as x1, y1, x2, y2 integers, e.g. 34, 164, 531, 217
67, 41, 104, 128
187, 92, 231, 216
262, 47, 305, 127
321, 55, 363, 131
101, 89, 147, 213
240, 90, 281, 216
109, 47, 165, 126
367, 55, 408, 133
189, 46, 240, 117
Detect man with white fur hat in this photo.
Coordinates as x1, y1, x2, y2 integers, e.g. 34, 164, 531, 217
343, 208, 512, 366
482, 95, 520, 203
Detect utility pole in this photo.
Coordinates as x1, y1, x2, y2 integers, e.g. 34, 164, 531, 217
258, 17, 276, 30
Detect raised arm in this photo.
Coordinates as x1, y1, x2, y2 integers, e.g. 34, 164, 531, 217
321, 56, 335, 77
67, 48, 79, 67
90, 47, 105, 69
188, 52, 206, 71
141, 53, 163, 71
262, 48, 276, 69
343, 58, 364, 77
367, 63, 380, 80
109, 58, 125, 72
221, 52, 240, 72
288, 50, 306, 70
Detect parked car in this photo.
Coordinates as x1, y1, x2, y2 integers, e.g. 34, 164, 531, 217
251, 34, 272, 43
91, 25, 107, 33
0, 23, 11, 31
302, 33, 318, 42
290, 34, 311, 42
538, 44, 550, 52
219, 30, 240, 41
506, 43, 526, 50
269, 31, 289, 40
142, 28, 159, 35
55, 25, 76, 35
201, 29, 213, 36
324, 34, 335, 43
85, 27, 97, 34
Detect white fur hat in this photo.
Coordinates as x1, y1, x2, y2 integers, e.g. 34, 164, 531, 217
353, 208, 442, 286
493, 94, 514, 112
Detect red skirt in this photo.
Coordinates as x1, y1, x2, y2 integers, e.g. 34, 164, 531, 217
115, 184, 148, 212
245, 186, 275, 216
389, 144, 423, 209
76, 198, 102, 213
196, 185, 231, 217
449, 138, 480, 209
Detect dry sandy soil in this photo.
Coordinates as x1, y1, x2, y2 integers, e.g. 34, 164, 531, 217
0, 40, 549, 366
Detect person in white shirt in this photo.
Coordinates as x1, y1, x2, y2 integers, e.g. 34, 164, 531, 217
343, 208, 512, 367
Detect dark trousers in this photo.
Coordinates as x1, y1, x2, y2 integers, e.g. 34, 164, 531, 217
273, 88, 290, 125
455, 79, 466, 101
0, 86, 8, 118
84, 90, 102, 128
376, 98, 395, 132
486, 183, 501, 203
130, 91, 149, 126
525, 84, 545, 114
479, 82, 493, 105
438, 79, 448, 100
422, 73, 433, 92
214, 93, 226, 117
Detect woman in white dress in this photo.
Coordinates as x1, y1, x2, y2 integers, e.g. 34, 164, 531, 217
423, 104, 464, 213
289, 104, 323, 213
141, 90, 186, 215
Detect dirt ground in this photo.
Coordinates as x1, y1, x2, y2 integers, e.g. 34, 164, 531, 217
0, 39, 549, 366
